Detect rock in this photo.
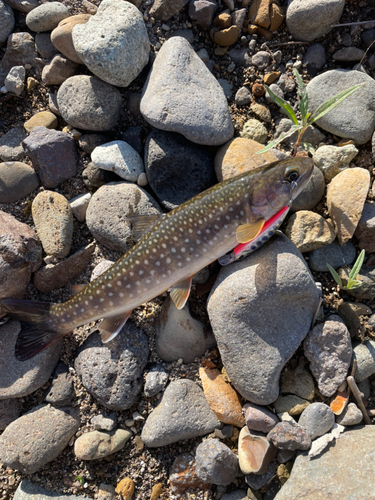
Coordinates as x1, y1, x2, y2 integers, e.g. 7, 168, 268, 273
238, 426, 277, 475
75, 324, 148, 411
326, 167, 370, 245
0, 399, 21, 430
264, 71, 280, 85
3, 0, 39, 13
251, 51, 270, 70
121, 126, 144, 156
304, 315, 352, 397
115, 478, 134, 500
13, 482, 87, 500
265, 83, 284, 103
308, 239, 356, 272
273, 395, 310, 415
298, 403, 335, 440
150, 0, 189, 20
0, 212, 42, 300
144, 364, 169, 398
336, 402, 363, 426
0, 0, 14, 44
235, 86, 252, 106
72, 0, 149, 87
45, 361, 74, 406
199, 367, 245, 427
286, 0, 344, 42
243, 403, 279, 433
0, 127, 26, 161
249, 0, 272, 28
228, 47, 252, 67
57, 75, 122, 132
33, 243, 95, 293
141, 379, 220, 447
26, 2, 70, 32
222, 491, 248, 500
169, 454, 211, 495
0, 405, 79, 474
337, 301, 363, 338
273, 426, 375, 500
32, 190, 73, 259
269, 2, 285, 31
24, 111, 58, 133
0, 33, 40, 88
79, 133, 108, 154
232, 8, 247, 30
291, 166, 325, 213
285, 211, 336, 253
86, 182, 161, 252
97, 484, 116, 500
155, 297, 216, 363
355, 202, 375, 253
5, 66, 25, 95
90, 259, 114, 282
307, 69, 375, 145
144, 129, 216, 210
195, 439, 239, 485
91, 413, 116, 432
339, 265, 375, 300
48, 92, 60, 115
280, 368, 315, 401
140, 36, 233, 146
333, 47, 365, 61
277, 74, 296, 93
34, 33, 59, 59
69, 192, 91, 222
247, 462, 278, 492
207, 233, 319, 405
188, 0, 217, 29
214, 137, 278, 182
353, 340, 375, 382
314, 144, 358, 182
213, 26, 240, 47
82, 161, 118, 189
74, 429, 132, 460
91, 140, 144, 183
51, 14, 91, 64
240, 118, 268, 144
41, 54, 77, 85
251, 103, 271, 123
0, 161, 39, 203
267, 421, 311, 451
274, 118, 325, 149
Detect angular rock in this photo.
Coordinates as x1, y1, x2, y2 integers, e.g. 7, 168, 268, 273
91, 413, 116, 432
207, 233, 319, 405
0, 127, 26, 161
336, 402, 363, 426
243, 403, 279, 433
188, 0, 217, 29
280, 368, 315, 401
0, 161, 39, 203
353, 340, 375, 382
72, 0, 150, 87
238, 426, 277, 475
169, 454, 211, 495
0, 399, 21, 431
91, 140, 144, 183
0, 33, 40, 88
45, 361, 74, 406
195, 439, 239, 486
298, 403, 335, 440
308, 239, 356, 272
26, 2, 70, 32
144, 364, 169, 398
141, 36, 233, 146
213, 26, 240, 47
141, 379, 220, 447
235, 87, 252, 106
74, 429, 132, 460
35, 32, 59, 59
0, 0, 14, 44
51, 14, 91, 64
267, 421, 311, 451
285, 211, 336, 253
3, 0, 39, 13
150, 0, 189, 20
69, 192, 91, 222
355, 202, 375, 253
41, 54, 77, 85
304, 315, 352, 397
303, 44, 326, 76
314, 144, 358, 182
5, 66, 25, 95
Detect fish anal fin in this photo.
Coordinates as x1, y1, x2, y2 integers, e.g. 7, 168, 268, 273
71, 284, 86, 296
99, 311, 132, 343
169, 277, 193, 310
127, 214, 165, 240
236, 218, 265, 244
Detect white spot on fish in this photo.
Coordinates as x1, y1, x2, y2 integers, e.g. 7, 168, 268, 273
117, 281, 122, 286
156, 261, 160, 266
109, 292, 114, 297
120, 293, 124, 298
166, 257, 171, 264
139, 270, 144, 275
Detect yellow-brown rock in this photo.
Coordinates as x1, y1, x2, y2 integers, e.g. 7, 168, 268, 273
264, 71, 280, 85
116, 477, 134, 500
247, 24, 258, 35
213, 25, 240, 47
285, 211, 336, 253
248, 0, 272, 28
269, 2, 285, 31
213, 12, 232, 29
199, 367, 244, 427
150, 483, 163, 500
257, 27, 273, 40
24, 111, 58, 133
214, 137, 278, 181
51, 14, 91, 64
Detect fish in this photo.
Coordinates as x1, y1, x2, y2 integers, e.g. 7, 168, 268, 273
0, 157, 313, 361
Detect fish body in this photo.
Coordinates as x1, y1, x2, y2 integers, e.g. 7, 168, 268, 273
0, 157, 313, 360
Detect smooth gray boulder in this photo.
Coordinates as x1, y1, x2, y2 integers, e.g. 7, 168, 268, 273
14, 480, 87, 500
0, 0, 15, 43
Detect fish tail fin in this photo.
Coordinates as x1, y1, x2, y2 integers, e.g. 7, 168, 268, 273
0, 299, 66, 361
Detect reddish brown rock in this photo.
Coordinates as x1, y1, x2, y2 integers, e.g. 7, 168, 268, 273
248, 0, 272, 27
238, 426, 277, 475
243, 403, 279, 433
267, 421, 311, 451
51, 14, 91, 63
213, 25, 240, 47
252, 82, 266, 97
169, 454, 211, 495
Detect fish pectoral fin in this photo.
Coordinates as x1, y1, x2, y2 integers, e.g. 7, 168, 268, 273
169, 277, 193, 310
71, 284, 86, 296
127, 214, 166, 240
99, 311, 132, 343
236, 218, 266, 244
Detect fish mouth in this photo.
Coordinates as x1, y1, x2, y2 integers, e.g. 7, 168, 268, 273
291, 161, 314, 201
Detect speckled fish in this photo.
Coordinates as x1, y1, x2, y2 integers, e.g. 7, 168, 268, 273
0, 157, 313, 361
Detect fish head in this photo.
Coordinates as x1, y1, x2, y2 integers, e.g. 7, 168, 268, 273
250, 156, 314, 218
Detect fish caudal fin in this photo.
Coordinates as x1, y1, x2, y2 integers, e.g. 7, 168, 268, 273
0, 299, 65, 361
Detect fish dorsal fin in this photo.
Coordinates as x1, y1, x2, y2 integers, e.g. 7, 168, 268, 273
99, 311, 132, 343
127, 214, 165, 240
169, 277, 193, 310
71, 284, 86, 296
236, 218, 265, 244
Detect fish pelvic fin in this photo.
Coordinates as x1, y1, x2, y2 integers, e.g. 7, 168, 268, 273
236, 218, 265, 244
99, 311, 132, 343
0, 299, 66, 361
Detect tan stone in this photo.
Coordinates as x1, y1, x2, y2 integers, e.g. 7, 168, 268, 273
273, 395, 310, 415
285, 210, 336, 253
214, 137, 278, 181
247, 24, 258, 35
248, 0, 272, 27
238, 426, 277, 475
327, 167, 370, 245
213, 25, 240, 47
269, 2, 285, 31
264, 71, 280, 85
150, 483, 163, 500
51, 14, 92, 64
251, 102, 271, 123
116, 477, 134, 500
257, 26, 273, 40
213, 12, 232, 29
24, 111, 58, 133
199, 367, 245, 427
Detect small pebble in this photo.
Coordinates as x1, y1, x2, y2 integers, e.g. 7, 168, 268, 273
267, 421, 311, 451
336, 402, 363, 426
298, 403, 335, 440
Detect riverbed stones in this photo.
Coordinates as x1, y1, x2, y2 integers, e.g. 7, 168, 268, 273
243, 403, 279, 433
354, 202, 375, 253
314, 144, 358, 182
285, 211, 336, 253
336, 402, 362, 426
279, 368, 315, 401
57, 76, 122, 131
140, 36, 233, 146
144, 364, 169, 398
41, 54, 78, 86
0, 127, 26, 161
91, 140, 144, 183
207, 233, 319, 405
24, 111, 58, 133
4, 66, 25, 95
0, 32, 40, 88
74, 325, 149, 411
26, 2, 70, 32
45, 362, 74, 406
238, 426, 277, 475
307, 69, 375, 145
3, 0, 39, 13
51, 14, 91, 64
13, 480, 87, 500
150, 0, 189, 20
0, 405, 79, 473
353, 340, 375, 382
141, 379, 220, 447
0, 399, 21, 430
72, 0, 150, 87
308, 239, 356, 272
0, 1, 14, 44
74, 429, 132, 460
195, 439, 239, 485
298, 403, 335, 440
0, 162, 39, 202
267, 422, 311, 451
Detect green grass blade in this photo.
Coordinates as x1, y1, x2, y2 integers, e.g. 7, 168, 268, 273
327, 263, 342, 287
310, 83, 365, 123
348, 249, 365, 280
302, 142, 315, 155
265, 84, 299, 125
256, 126, 302, 154
293, 69, 308, 121
346, 279, 363, 290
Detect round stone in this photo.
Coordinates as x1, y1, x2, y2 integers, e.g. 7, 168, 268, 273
51, 14, 92, 64
26, 1, 70, 32
298, 402, 335, 440
195, 439, 239, 485
0, 161, 39, 203
91, 140, 144, 183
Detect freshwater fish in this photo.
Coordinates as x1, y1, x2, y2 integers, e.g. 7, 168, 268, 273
0, 157, 313, 361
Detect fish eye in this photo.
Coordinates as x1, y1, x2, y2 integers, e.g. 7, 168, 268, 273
284, 167, 300, 183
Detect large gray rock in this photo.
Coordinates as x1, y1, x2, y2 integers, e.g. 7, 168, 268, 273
308, 240, 356, 272
0, 33, 40, 88
207, 233, 320, 405
14, 480, 87, 500
307, 69, 375, 145
0, 162, 39, 203
141, 379, 220, 447
72, 0, 150, 87
274, 426, 375, 500
0, 0, 14, 44
141, 36, 233, 146
0, 399, 21, 430
195, 439, 239, 486
25, 1, 69, 32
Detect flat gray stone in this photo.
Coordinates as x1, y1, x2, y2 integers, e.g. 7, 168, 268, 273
141, 379, 220, 447
72, 0, 150, 87
195, 439, 239, 486
298, 402, 335, 440
307, 69, 375, 145
353, 340, 375, 382
0, 399, 21, 430
45, 361, 74, 406
0, 127, 26, 161
303, 43, 326, 76
0, 161, 39, 203
25, 1, 69, 32
41, 54, 77, 86
0, 0, 14, 44
141, 36, 234, 146
308, 239, 356, 272
207, 233, 320, 405
35, 32, 59, 59
91, 140, 144, 182
14, 480, 87, 500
